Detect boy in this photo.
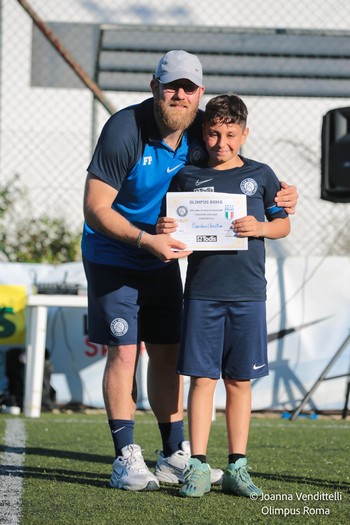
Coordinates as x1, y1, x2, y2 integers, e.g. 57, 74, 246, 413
157, 93, 291, 497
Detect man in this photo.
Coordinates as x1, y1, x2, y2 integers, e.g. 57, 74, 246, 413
82, 50, 298, 491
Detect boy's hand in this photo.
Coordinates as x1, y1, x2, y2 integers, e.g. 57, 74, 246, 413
233, 216, 263, 237
156, 217, 178, 234
275, 181, 299, 214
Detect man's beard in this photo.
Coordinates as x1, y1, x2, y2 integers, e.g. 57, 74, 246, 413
154, 98, 198, 132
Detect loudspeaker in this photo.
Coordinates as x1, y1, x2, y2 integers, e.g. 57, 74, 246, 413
321, 106, 350, 202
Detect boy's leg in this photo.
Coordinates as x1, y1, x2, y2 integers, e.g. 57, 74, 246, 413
222, 378, 261, 497
178, 377, 216, 497
177, 298, 223, 453
141, 264, 216, 485
220, 301, 267, 496
224, 379, 251, 454
188, 376, 218, 455
166, 298, 225, 486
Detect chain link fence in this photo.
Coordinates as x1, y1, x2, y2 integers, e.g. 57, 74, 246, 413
1, 0, 350, 260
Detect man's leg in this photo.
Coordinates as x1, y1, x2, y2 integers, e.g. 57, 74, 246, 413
83, 259, 159, 490
148, 342, 191, 484
103, 344, 139, 454
147, 342, 185, 461
103, 344, 139, 421
104, 344, 159, 491
146, 342, 183, 423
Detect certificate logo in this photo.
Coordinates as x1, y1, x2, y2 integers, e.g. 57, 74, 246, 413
225, 205, 235, 220
196, 235, 218, 243
240, 178, 258, 196
176, 206, 188, 217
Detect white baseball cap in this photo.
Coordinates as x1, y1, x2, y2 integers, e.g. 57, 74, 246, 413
154, 50, 203, 87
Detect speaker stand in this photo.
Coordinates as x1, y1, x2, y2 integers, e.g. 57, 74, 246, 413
291, 332, 350, 420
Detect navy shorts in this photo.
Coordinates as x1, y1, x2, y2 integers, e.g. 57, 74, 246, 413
177, 299, 268, 380
83, 257, 183, 346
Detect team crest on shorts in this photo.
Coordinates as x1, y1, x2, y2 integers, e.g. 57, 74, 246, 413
240, 178, 258, 196
110, 318, 128, 337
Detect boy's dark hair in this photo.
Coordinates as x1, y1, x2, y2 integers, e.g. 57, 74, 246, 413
204, 94, 248, 127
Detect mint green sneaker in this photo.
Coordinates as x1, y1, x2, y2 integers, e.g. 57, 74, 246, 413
222, 458, 262, 497
179, 458, 211, 498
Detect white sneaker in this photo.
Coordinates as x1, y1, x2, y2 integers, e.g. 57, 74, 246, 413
154, 441, 223, 485
0, 405, 21, 415
110, 444, 159, 491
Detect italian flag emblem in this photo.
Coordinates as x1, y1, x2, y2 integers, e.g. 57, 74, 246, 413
225, 206, 234, 220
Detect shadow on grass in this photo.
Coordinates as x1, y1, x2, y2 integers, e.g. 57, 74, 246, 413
251, 470, 350, 492
0, 444, 164, 489
1, 444, 349, 493
0, 444, 111, 464
0, 444, 159, 468
0, 462, 183, 494
1, 464, 109, 488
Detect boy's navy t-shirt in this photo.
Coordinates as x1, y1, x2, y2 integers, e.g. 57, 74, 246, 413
169, 157, 288, 301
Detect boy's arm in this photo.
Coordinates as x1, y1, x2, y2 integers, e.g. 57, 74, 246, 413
233, 216, 290, 239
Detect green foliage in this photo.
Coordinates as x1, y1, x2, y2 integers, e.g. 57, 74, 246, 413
0, 175, 81, 263
10, 215, 82, 263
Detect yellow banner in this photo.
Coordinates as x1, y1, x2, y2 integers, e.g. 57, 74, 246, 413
0, 285, 27, 344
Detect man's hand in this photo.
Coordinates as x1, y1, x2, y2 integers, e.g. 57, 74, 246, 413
156, 217, 178, 235
275, 181, 299, 215
142, 232, 192, 262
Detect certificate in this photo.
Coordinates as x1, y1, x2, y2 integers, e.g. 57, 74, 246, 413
166, 192, 248, 251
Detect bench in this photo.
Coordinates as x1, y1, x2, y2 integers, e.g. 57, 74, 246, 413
95, 24, 350, 97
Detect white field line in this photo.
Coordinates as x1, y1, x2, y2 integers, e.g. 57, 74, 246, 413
0, 419, 26, 525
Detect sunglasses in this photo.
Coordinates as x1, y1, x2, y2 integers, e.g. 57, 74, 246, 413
158, 80, 199, 95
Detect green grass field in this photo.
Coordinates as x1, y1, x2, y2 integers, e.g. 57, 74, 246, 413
0, 412, 349, 525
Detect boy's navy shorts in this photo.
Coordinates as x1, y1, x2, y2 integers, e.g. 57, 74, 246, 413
83, 257, 183, 346
177, 299, 269, 380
